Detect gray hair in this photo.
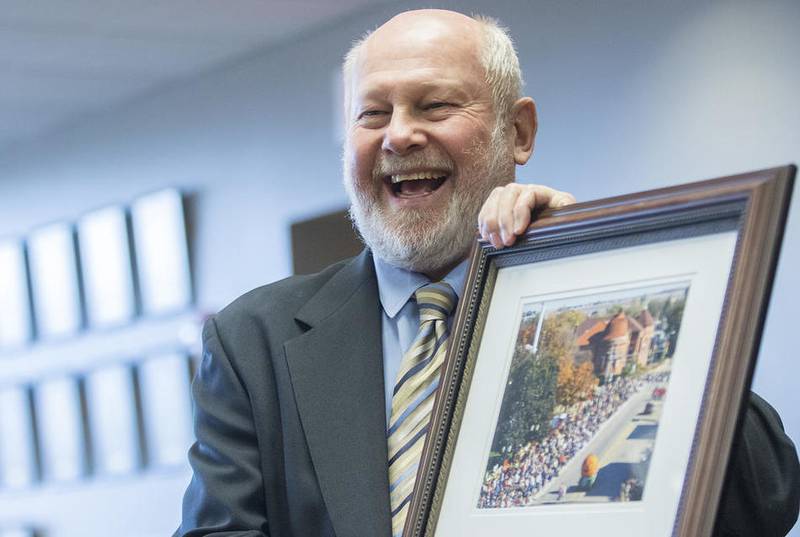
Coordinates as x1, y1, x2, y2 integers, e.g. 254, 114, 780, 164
342, 13, 523, 128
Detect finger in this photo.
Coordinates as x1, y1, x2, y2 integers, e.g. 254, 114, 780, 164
536, 188, 575, 208
477, 194, 487, 240
478, 188, 497, 240
552, 191, 577, 207
497, 185, 521, 246
524, 184, 560, 209
478, 188, 503, 248
513, 187, 538, 234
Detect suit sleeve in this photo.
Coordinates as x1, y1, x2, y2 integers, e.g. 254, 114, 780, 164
713, 392, 800, 537
175, 317, 269, 537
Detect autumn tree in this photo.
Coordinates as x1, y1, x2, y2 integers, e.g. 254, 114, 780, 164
515, 314, 539, 348
489, 309, 591, 454
538, 310, 586, 360
557, 358, 599, 408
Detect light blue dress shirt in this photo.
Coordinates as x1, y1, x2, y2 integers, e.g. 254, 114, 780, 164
373, 255, 468, 427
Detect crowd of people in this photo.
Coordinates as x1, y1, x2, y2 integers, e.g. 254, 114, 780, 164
478, 375, 649, 508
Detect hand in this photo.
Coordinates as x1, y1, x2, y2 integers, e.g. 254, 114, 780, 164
478, 183, 575, 249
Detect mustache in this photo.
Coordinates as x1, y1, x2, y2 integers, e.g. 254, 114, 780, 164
372, 151, 455, 179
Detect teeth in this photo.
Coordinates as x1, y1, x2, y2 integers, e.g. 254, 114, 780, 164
390, 171, 446, 184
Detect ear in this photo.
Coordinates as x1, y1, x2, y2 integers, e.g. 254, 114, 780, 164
510, 97, 537, 165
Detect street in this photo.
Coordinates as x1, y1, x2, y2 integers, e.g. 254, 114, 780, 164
534, 372, 668, 504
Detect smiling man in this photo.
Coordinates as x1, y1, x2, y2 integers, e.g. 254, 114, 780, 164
342, 10, 561, 282
341, 10, 546, 280
176, 9, 798, 537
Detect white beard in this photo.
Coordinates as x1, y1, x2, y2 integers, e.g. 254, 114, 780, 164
343, 126, 514, 275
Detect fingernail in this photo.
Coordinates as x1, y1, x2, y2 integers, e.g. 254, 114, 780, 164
490, 233, 503, 249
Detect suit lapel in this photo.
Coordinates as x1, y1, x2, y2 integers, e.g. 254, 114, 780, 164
284, 251, 392, 537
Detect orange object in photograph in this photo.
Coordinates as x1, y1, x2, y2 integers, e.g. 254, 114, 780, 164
582, 454, 599, 477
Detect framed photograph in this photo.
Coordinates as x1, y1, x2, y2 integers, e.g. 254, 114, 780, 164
77, 205, 137, 328
407, 166, 795, 537
130, 189, 192, 316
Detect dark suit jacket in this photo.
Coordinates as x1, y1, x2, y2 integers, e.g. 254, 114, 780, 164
176, 250, 799, 537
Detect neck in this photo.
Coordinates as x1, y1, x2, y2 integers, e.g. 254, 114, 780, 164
423, 256, 466, 282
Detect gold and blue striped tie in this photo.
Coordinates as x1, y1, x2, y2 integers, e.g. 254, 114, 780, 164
388, 282, 457, 537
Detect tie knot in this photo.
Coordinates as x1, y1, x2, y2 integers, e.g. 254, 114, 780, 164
415, 282, 457, 323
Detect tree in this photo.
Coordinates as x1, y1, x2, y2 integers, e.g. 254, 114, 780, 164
491, 351, 559, 453
490, 309, 592, 453
662, 297, 686, 353
557, 358, 599, 407
647, 297, 667, 319
621, 361, 635, 377
557, 355, 575, 406
538, 310, 586, 360
649, 294, 687, 355
515, 314, 539, 348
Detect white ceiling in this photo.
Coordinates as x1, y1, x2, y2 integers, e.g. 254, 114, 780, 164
0, 0, 388, 150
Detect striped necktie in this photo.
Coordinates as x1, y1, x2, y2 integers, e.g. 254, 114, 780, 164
388, 282, 457, 537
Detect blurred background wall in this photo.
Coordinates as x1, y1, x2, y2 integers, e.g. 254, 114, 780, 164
0, 0, 797, 535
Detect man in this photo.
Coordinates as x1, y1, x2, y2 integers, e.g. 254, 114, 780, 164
176, 9, 798, 537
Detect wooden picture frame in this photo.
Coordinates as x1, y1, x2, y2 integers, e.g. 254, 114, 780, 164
406, 166, 795, 537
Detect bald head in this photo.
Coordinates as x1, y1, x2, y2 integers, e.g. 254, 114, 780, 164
366, 9, 483, 54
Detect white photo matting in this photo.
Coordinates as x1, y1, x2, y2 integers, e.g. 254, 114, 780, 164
434, 231, 738, 537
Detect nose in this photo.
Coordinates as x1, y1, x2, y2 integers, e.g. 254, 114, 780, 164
382, 109, 427, 155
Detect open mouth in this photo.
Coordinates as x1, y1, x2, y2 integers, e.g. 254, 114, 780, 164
387, 171, 450, 198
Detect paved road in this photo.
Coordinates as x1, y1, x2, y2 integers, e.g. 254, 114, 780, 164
535, 375, 668, 504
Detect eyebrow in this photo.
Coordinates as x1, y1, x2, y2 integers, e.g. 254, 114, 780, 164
357, 80, 472, 103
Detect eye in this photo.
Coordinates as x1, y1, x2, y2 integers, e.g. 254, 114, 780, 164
424, 101, 451, 110
358, 109, 388, 120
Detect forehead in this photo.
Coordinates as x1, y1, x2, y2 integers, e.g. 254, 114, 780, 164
352, 18, 487, 96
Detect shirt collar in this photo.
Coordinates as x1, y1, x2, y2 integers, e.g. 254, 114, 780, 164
373, 254, 468, 319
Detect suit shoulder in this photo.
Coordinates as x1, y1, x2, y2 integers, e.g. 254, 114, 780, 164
213, 257, 355, 327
